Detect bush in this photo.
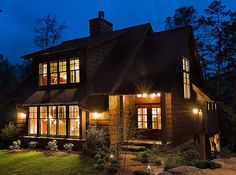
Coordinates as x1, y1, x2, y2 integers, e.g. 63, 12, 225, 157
164, 154, 184, 170
136, 145, 163, 165
96, 158, 106, 171
107, 159, 120, 174
83, 126, 108, 156
179, 143, 200, 165
63, 143, 74, 153
46, 139, 58, 151
1, 122, 19, 147
28, 141, 38, 149
9, 140, 21, 150
221, 147, 233, 158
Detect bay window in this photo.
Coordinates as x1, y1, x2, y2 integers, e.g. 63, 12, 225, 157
70, 58, 80, 83
69, 105, 80, 137
29, 107, 37, 134
39, 62, 47, 86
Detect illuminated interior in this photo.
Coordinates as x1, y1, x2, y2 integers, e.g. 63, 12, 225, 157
69, 105, 80, 137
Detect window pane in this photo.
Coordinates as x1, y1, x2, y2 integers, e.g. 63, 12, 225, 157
59, 72, 67, 84
58, 106, 66, 136
152, 107, 161, 129
29, 107, 37, 118
40, 107, 47, 135
29, 119, 37, 134
70, 58, 80, 83
40, 119, 47, 135
70, 119, 80, 136
69, 105, 80, 137
49, 106, 56, 135
50, 62, 57, 73
137, 108, 147, 129
51, 73, 58, 85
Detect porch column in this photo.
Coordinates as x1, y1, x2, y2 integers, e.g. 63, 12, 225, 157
161, 92, 167, 145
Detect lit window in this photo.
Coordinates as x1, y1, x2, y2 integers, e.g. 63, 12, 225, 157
50, 61, 58, 85
40, 106, 47, 135
69, 105, 80, 137
70, 58, 80, 83
59, 60, 67, 84
39, 62, 47, 86
29, 107, 37, 134
152, 108, 161, 129
137, 94, 142, 98
183, 58, 190, 99
58, 106, 66, 136
49, 106, 57, 135
138, 108, 147, 129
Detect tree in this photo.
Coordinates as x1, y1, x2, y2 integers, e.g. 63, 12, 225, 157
33, 13, 67, 49
199, 1, 232, 99
165, 6, 198, 29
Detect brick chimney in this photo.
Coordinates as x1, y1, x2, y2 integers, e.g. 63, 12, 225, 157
89, 11, 113, 36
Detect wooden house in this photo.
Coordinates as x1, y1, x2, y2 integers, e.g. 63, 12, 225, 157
15, 11, 219, 150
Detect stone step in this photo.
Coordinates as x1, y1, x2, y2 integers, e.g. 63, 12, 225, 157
121, 145, 146, 152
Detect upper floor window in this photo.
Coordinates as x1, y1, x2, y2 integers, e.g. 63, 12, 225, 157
39, 62, 47, 86
50, 61, 58, 85
70, 58, 80, 83
59, 60, 67, 84
183, 58, 190, 99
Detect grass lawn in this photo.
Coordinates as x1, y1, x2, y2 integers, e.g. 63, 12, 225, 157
0, 150, 99, 175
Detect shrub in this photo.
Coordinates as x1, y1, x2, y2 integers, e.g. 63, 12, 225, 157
63, 143, 74, 153
9, 140, 21, 150
107, 159, 120, 174
220, 147, 233, 158
83, 126, 108, 156
136, 145, 163, 165
28, 141, 38, 149
1, 122, 19, 147
180, 143, 200, 165
96, 158, 105, 171
164, 154, 184, 170
46, 139, 58, 151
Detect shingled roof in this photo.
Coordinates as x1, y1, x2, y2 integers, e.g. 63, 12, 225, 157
20, 24, 195, 107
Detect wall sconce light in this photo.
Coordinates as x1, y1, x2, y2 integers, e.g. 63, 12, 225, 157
19, 112, 26, 119
192, 108, 199, 115
92, 112, 101, 119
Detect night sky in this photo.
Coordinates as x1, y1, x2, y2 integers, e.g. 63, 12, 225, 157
1, 0, 236, 63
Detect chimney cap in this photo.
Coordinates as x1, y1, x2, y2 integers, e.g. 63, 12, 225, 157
98, 11, 104, 18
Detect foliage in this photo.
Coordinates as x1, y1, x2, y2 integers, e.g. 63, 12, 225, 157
33, 13, 67, 49
9, 140, 21, 150
96, 158, 105, 171
0, 122, 19, 147
136, 145, 163, 165
179, 143, 200, 165
28, 141, 38, 149
220, 147, 233, 158
46, 139, 58, 151
107, 159, 120, 174
164, 154, 184, 170
63, 143, 74, 153
83, 126, 108, 156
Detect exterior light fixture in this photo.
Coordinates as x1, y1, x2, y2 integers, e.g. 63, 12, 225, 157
192, 108, 199, 115
142, 93, 147, 98
92, 112, 101, 119
19, 112, 26, 119
110, 153, 114, 159
147, 163, 151, 173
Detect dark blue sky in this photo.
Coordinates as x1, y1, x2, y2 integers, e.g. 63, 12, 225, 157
1, 0, 235, 63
